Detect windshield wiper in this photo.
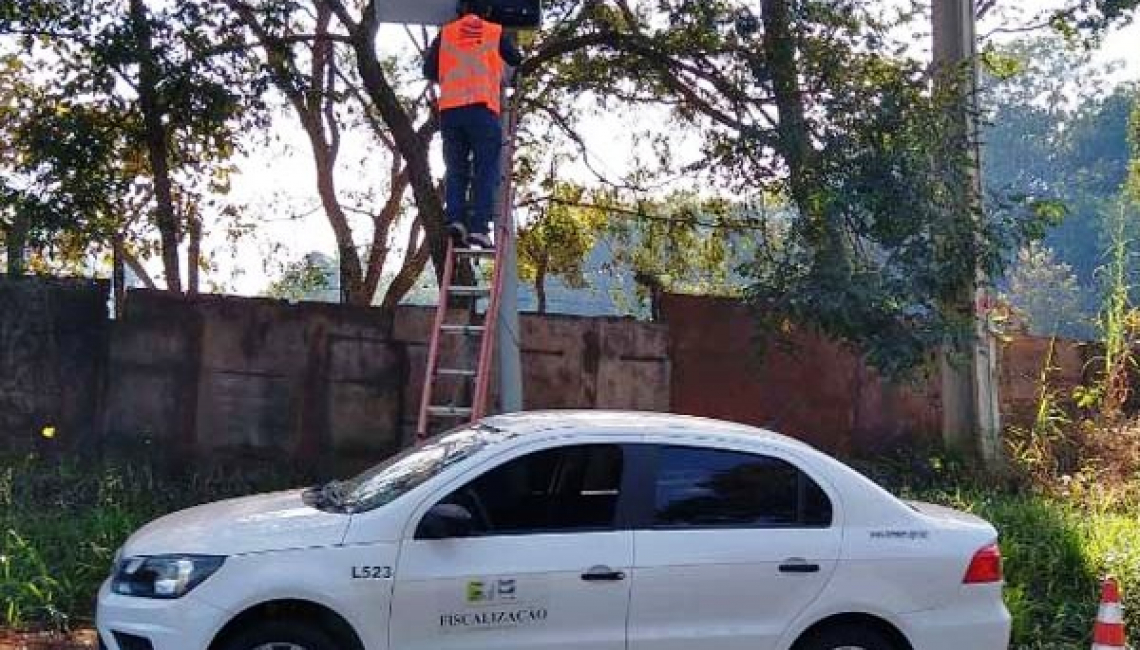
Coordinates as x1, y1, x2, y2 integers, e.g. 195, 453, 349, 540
304, 480, 349, 512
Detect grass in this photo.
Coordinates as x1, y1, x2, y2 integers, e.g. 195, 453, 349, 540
910, 487, 1140, 649
3, 452, 1139, 650
0, 452, 315, 631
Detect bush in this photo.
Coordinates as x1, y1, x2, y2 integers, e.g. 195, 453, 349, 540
907, 487, 1140, 650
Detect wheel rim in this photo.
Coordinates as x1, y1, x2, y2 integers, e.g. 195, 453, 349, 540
251, 643, 309, 650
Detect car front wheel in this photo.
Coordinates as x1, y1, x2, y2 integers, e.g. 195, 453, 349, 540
219, 621, 340, 650
795, 623, 901, 650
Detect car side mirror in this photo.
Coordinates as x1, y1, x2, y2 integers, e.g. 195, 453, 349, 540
417, 503, 475, 539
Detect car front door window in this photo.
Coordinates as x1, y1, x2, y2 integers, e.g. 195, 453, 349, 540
427, 444, 625, 537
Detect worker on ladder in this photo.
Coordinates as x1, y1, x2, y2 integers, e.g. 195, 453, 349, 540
424, 0, 522, 250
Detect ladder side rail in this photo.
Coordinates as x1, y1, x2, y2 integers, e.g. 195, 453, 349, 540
472, 241, 506, 419
416, 241, 459, 441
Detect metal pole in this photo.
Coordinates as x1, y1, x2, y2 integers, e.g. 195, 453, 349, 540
932, 0, 1001, 465
494, 65, 523, 413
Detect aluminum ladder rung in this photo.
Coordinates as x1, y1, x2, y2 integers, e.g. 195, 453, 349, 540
437, 368, 477, 377
428, 405, 473, 418
440, 324, 486, 335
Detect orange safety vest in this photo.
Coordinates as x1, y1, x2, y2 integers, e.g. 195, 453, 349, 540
438, 15, 505, 114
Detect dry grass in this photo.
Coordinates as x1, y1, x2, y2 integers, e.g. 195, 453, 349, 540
0, 629, 95, 650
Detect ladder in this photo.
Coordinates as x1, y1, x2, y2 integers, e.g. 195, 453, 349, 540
415, 237, 508, 441
416, 75, 522, 442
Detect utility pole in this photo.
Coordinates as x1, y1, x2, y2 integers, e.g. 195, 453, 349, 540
932, 0, 1002, 466
494, 68, 523, 413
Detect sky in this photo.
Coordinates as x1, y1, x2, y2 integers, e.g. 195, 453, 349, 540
197, 1, 1140, 297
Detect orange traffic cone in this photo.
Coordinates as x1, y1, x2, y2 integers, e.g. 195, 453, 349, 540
1093, 578, 1127, 650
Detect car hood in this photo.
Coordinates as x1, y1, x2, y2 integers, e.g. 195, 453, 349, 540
122, 489, 350, 556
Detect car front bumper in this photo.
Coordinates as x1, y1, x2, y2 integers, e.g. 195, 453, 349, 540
96, 578, 229, 650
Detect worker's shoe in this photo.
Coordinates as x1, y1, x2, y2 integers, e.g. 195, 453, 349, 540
447, 221, 468, 246
468, 232, 494, 249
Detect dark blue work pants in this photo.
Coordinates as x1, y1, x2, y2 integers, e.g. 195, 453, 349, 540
441, 104, 502, 236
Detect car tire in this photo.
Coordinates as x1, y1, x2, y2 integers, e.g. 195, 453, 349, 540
218, 620, 341, 650
795, 623, 901, 650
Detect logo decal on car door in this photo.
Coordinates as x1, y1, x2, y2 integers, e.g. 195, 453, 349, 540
466, 578, 518, 603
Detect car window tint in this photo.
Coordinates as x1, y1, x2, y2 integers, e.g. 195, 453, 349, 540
801, 474, 833, 526
443, 444, 624, 535
653, 446, 831, 528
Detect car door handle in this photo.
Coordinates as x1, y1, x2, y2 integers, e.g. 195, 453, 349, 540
778, 560, 820, 574
581, 565, 626, 582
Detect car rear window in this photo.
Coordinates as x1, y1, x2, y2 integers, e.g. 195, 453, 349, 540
652, 446, 832, 528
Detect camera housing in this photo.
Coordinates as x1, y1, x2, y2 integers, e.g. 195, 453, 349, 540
481, 0, 541, 28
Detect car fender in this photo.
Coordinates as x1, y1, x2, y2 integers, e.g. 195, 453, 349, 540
191, 543, 399, 650
775, 599, 915, 650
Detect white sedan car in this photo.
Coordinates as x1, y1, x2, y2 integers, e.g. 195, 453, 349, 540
97, 411, 1010, 650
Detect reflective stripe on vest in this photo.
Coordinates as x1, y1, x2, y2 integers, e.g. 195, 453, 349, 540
438, 17, 504, 114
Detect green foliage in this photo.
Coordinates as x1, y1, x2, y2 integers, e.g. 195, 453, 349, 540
603, 193, 758, 305
1005, 244, 1085, 337
867, 458, 1140, 650
264, 252, 338, 302
945, 491, 1140, 649
517, 182, 607, 313
0, 453, 310, 630
1047, 0, 1140, 42
984, 37, 1139, 334
0, 0, 263, 282
1130, 96, 1140, 203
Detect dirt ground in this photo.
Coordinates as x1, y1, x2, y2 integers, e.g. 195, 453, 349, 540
0, 630, 97, 650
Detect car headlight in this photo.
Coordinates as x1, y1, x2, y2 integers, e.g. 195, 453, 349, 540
111, 555, 225, 599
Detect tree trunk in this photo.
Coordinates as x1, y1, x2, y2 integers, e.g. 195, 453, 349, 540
534, 265, 547, 314
5, 212, 28, 276
761, 0, 844, 271
349, 29, 449, 280
129, 0, 182, 293
378, 223, 431, 322
187, 212, 201, 296
112, 233, 126, 315
122, 248, 158, 290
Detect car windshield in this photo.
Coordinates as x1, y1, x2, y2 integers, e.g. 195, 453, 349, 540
336, 424, 509, 513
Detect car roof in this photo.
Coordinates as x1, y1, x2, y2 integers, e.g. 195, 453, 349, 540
481, 410, 813, 451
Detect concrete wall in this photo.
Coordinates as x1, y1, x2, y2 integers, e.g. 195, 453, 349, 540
394, 307, 670, 440
661, 294, 941, 454
0, 279, 667, 459
998, 335, 1093, 427
105, 291, 407, 458
0, 277, 109, 450
0, 277, 1103, 460
662, 294, 1099, 453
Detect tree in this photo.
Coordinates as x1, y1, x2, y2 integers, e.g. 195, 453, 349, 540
1, 0, 262, 291
1005, 244, 1085, 337
221, 0, 435, 312
265, 252, 339, 302
517, 182, 606, 314
983, 36, 1139, 325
